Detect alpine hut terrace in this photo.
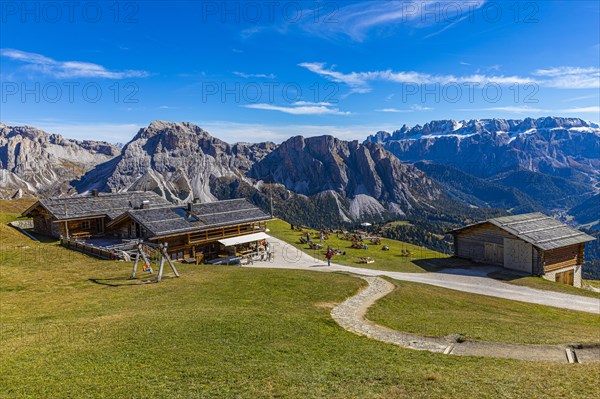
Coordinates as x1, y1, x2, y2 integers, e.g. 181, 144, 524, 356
22, 191, 272, 263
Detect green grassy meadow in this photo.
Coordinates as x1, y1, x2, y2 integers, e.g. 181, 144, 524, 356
1, 202, 600, 398
487, 272, 600, 299
267, 219, 452, 273
369, 279, 600, 345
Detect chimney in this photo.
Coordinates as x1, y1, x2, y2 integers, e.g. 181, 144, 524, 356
141, 200, 150, 209
187, 202, 193, 212
92, 189, 99, 197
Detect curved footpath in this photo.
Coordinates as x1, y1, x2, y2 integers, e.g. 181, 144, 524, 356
251, 237, 600, 315
330, 276, 600, 363
246, 237, 600, 361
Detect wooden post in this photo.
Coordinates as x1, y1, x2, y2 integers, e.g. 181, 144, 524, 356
162, 242, 180, 278
131, 245, 140, 279
157, 245, 166, 282
64, 221, 70, 239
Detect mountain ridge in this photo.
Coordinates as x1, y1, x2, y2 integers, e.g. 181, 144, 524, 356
2, 117, 597, 227
365, 117, 600, 203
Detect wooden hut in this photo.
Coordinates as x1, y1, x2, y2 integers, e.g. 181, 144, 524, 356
449, 213, 595, 287
22, 192, 272, 263
22, 191, 170, 239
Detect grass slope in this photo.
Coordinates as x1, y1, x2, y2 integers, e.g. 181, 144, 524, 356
488, 272, 600, 299
1, 203, 600, 398
267, 219, 450, 273
369, 279, 600, 345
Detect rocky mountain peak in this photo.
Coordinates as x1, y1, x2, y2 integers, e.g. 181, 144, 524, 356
133, 120, 214, 142
0, 123, 120, 198
75, 121, 276, 203
250, 134, 441, 220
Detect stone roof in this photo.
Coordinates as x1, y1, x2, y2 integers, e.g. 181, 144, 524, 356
111, 198, 271, 238
450, 212, 595, 251
22, 191, 170, 221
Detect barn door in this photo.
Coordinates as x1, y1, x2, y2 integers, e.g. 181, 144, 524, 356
484, 243, 503, 265
503, 238, 533, 273
555, 270, 574, 286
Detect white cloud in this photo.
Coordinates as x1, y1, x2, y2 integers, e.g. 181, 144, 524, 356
424, 15, 468, 39
457, 106, 549, 114
243, 103, 350, 115
0, 48, 149, 79
298, 62, 372, 93
299, 1, 485, 42
299, 62, 535, 94
291, 101, 335, 106
240, 27, 263, 40
377, 105, 432, 113
233, 71, 276, 79
411, 105, 432, 111
560, 106, 600, 113
562, 94, 598, 102
533, 67, 600, 89
300, 62, 600, 93
456, 105, 600, 115
376, 108, 411, 113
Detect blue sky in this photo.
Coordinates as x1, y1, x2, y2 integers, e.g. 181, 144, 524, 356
1, 0, 599, 143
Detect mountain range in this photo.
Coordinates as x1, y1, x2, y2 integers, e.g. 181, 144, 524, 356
1, 117, 599, 230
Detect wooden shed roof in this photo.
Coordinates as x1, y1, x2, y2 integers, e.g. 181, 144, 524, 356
22, 191, 170, 221
449, 212, 595, 251
109, 198, 271, 238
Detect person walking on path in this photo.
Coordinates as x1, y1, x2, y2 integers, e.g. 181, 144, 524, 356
326, 248, 333, 266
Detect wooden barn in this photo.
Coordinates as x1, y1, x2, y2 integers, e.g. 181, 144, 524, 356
449, 213, 595, 287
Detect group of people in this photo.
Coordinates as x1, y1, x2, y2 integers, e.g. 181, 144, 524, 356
252, 239, 273, 261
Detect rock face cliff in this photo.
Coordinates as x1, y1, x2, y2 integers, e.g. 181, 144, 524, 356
0, 123, 119, 198
366, 117, 600, 185
74, 121, 276, 203
249, 135, 442, 221
73, 122, 443, 221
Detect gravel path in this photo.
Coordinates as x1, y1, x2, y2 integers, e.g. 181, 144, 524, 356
330, 275, 600, 363
250, 236, 600, 315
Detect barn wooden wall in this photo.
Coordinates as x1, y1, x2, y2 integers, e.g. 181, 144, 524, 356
542, 243, 583, 272
454, 223, 513, 265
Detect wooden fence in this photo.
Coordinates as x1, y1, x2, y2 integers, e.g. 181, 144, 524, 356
60, 238, 120, 260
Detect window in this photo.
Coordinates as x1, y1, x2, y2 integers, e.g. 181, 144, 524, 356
81, 220, 91, 230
